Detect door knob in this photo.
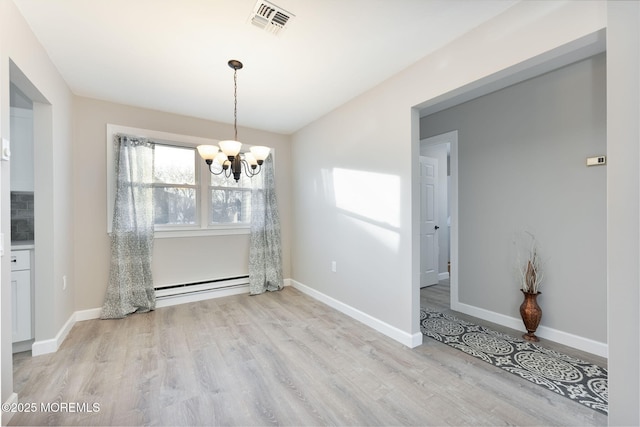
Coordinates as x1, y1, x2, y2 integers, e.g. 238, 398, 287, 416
434, 225, 440, 230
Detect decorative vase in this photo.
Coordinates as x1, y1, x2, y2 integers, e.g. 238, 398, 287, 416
520, 290, 542, 342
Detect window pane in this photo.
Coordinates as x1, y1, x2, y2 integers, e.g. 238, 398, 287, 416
211, 189, 251, 224
154, 186, 196, 225
154, 145, 195, 185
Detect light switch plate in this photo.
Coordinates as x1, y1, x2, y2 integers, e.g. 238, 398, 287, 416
587, 156, 606, 166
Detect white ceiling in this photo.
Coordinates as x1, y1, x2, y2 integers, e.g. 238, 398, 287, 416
13, 0, 518, 134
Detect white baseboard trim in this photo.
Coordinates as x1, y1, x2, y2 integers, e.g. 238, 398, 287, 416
2, 392, 18, 425
291, 279, 422, 348
452, 301, 608, 358
75, 307, 102, 322
438, 272, 450, 281
31, 310, 77, 357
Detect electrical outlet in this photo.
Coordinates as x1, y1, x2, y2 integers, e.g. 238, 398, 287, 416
63, 275, 67, 290
1, 138, 10, 161
331, 261, 337, 273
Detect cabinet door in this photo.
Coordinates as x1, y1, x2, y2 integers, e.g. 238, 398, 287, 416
11, 270, 32, 342
10, 107, 35, 192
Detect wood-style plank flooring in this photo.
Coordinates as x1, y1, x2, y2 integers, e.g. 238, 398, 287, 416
10, 284, 607, 426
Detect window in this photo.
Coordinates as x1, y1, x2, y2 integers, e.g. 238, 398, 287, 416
107, 124, 268, 237
153, 143, 258, 227
153, 144, 197, 226
210, 170, 253, 225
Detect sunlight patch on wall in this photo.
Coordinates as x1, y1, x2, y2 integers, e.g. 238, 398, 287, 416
333, 168, 401, 228
343, 214, 400, 252
332, 168, 401, 252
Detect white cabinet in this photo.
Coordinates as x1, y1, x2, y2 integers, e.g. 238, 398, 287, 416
11, 250, 32, 343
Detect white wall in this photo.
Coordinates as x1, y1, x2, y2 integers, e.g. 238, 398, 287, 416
9, 106, 33, 192
1, 3, 292, 415
606, 1, 640, 424
0, 0, 8, 412
292, 0, 607, 342
3, 0, 639, 424
292, 95, 416, 338
1, 0, 75, 417
292, 1, 640, 423
72, 97, 292, 311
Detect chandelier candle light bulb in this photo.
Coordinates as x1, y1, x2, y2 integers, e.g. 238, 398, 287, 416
196, 59, 270, 182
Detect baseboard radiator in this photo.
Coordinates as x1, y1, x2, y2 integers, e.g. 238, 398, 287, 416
155, 275, 250, 300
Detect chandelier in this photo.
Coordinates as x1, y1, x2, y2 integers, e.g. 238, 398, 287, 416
197, 59, 270, 182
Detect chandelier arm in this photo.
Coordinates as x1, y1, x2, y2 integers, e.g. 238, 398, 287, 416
241, 159, 260, 178
207, 161, 226, 176
224, 166, 233, 180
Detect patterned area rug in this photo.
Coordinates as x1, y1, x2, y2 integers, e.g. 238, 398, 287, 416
420, 307, 608, 415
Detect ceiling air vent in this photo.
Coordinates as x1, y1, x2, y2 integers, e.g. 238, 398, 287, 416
249, 0, 295, 35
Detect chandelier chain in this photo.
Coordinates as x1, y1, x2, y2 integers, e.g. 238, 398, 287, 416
233, 67, 238, 141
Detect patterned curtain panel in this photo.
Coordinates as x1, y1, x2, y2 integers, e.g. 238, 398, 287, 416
249, 154, 284, 295
101, 134, 156, 319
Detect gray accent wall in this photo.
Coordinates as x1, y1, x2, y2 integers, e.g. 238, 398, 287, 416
420, 54, 607, 343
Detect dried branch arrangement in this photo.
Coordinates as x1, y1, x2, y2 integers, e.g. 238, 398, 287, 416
518, 232, 543, 294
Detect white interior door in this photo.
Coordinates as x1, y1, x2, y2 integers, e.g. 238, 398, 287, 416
420, 156, 439, 287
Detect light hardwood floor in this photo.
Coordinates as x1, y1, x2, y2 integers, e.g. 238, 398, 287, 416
10, 285, 607, 426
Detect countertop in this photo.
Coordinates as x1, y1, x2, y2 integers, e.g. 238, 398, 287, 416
11, 241, 35, 250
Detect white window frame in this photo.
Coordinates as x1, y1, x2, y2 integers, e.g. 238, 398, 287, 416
106, 124, 254, 238
152, 141, 201, 231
